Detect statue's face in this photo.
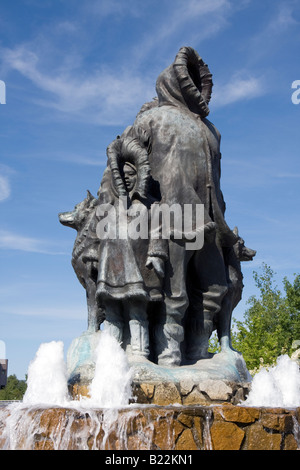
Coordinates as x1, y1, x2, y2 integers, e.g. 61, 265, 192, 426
123, 163, 137, 192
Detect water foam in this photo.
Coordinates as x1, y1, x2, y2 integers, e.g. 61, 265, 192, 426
23, 341, 69, 406
21, 331, 133, 409
87, 330, 133, 408
243, 355, 300, 408
0, 332, 134, 449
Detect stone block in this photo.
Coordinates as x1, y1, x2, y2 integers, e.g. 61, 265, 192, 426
177, 412, 194, 428
246, 422, 282, 450
183, 388, 209, 405
152, 382, 182, 405
152, 416, 184, 449
214, 404, 260, 423
199, 379, 232, 401
210, 421, 245, 450
261, 410, 294, 433
283, 434, 298, 450
175, 428, 198, 450
179, 378, 196, 396
140, 383, 155, 399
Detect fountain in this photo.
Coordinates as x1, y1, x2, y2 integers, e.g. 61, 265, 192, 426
1, 47, 299, 451
1, 339, 299, 450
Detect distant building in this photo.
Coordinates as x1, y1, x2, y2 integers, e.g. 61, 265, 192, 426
0, 360, 8, 388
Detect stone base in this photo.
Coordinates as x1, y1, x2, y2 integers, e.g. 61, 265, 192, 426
67, 330, 252, 405
1, 404, 299, 450
127, 348, 252, 405
131, 379, 249, 406
69, 378, 249, 406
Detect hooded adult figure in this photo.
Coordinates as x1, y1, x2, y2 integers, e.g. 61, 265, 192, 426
122, 47, 240, 366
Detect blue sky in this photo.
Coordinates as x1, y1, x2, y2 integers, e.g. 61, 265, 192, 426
0, 0, 299, 380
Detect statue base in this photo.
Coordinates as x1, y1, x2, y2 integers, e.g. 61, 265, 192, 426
2, 403, 299, 450
67, 330, 251, 405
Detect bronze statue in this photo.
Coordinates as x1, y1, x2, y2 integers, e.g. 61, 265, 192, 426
60, 46, 255, 380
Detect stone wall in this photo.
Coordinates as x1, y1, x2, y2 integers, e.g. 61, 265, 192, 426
70, 378, 250, 406
1, 404, 299, 450
131, 379, 249, 406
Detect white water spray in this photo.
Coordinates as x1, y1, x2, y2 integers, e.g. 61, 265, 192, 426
243, 355, 300, 408
23, 341, 69, 406
0, 332, 134, 449
22, 331, 133, 408
88, 330, 133, 407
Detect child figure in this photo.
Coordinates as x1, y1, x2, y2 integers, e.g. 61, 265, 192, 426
96, 135, 168, 360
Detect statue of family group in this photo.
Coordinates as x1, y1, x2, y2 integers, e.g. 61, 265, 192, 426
59, 47, 255, 369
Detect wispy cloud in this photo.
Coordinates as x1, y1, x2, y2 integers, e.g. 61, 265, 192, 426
261, 2, 299, 35
0, 230, 67, 255
131, 0, 232, 64
2, 45, 265, 124
212, 73, 265, 107
243, 1, 300, 66
0, 0, 274, 125
0, 164, 15, 202
1, 44, 154, 125
51, 152, 107, 167
0, 175, 10, 202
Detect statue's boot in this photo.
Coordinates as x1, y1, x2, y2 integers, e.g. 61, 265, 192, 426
102, 299, 124, 344
155, 314, 185, 367
129, 319, 150, 359
184, 316, 214, 362
103, 320, 123, 343
184, 279, 228, 363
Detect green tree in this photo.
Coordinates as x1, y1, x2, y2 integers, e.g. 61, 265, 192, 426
0, 375, 27, 400
232, 264, 300, 371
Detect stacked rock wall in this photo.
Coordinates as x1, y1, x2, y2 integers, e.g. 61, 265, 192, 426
0, 404, 299, 450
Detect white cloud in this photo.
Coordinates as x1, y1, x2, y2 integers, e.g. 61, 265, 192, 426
243, 2, 300, 66
55, 153, 107, 167
1, 45, 154, 125
2, 42, 265, 124
159, 0, 231, 37
0, 0, 268, 123
0, 175, 10, 202
0, 230, 67, 255
0, 164, 14, 201
131, 0, 232, 64
267, 3, 299, 31
212, 74, 265, 107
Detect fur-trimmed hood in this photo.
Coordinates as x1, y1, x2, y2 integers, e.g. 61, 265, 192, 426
156, 46, 213, 117
106, 127, 151, 200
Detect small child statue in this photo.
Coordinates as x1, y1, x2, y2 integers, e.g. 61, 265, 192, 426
96, 135, 168, 360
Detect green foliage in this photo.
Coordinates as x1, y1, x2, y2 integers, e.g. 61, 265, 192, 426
0, 375, 27, 400
208, 331, 220, 354
232, 264, 300, 371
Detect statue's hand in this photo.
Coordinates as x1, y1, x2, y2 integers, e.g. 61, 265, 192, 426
146, 256, 165, 279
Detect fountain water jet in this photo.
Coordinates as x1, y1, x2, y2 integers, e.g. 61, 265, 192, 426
23, 341, 69, 406
88, 330, 133, 408
242, 355, 300, 408
0, 336, 136, 450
